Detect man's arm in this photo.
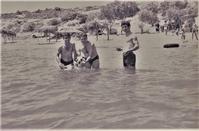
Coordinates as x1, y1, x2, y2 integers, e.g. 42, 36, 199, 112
88, 42, 93, 57
56, 47, 65, 68
85, 42, 93, 61
56, 46, 62, 63
57, 47, 62, 57
72, 44, 78, 61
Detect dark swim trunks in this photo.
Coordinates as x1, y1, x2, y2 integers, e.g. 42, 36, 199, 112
123, 51, 136, 67
60, 59, 74, 66
88, 55, 99, 65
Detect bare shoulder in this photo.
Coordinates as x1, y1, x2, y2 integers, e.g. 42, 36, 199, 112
126, 33, 134, 39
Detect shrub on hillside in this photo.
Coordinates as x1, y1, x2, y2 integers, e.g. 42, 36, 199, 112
166, 3, 198, 24
86, 11, 102, 22
6, 24, 14, 30
86, 21, 101, 34
100, 1, 139, 20
22, 22, 35, 32
166, 8, 181, 20
142, 2, 159, 14
34, 22, 44, 32
1, 13, 17, 19
187, 2, 198, 18
85, 6, 94, 11
66, 20, 79, 26
54, 7, 61, 11
85, 6, 99, 11
47, 19, 61, 25
16, 10, 23, 15
11, 26, 21, 33
79, 16, 87, 24
76, 14, 88, 24
4, 23, 21, 33
61, 12, 77, 22
159, 1, 170, 16
174, 1, 188, 9
139, 10, 159, 25
14, 20, 23, 25
159, 1, 195, 17
35, 9, 42, 13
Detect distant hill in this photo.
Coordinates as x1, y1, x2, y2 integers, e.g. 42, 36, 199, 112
1, 5, 102, 19
1, 1, 198, 34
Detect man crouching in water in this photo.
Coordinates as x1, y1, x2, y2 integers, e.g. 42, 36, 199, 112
121, 21, 139, 69
56, 33, 78, 70
80, 33, 100, 69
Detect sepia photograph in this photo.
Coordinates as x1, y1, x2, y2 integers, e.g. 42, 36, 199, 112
1, 0, 199, 130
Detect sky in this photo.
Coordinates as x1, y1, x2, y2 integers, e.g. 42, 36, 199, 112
1, 0, 112, 14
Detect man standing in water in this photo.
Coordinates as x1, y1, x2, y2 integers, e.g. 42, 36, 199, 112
80, 33, 100, 69
121, 21, 139, 69
56, 33, 78, 70
192, 23, 198, 40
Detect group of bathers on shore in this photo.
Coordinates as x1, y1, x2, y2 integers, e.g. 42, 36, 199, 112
56, 21, 140, 70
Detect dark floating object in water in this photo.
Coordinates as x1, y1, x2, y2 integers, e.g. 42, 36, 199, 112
163, 43, 179, 48
116, 47, 123, 51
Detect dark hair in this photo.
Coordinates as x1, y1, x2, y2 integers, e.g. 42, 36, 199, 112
81, 33, 87, 38
121, 21, 131, 27
63, 32, 71, 39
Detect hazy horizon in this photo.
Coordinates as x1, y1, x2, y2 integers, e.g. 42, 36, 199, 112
1, 1, 111, 14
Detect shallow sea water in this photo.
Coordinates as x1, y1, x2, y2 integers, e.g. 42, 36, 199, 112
1, 34, 199, 128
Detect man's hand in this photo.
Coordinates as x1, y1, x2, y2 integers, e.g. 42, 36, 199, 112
59, 63, 66, 69
74, 58, 78, 62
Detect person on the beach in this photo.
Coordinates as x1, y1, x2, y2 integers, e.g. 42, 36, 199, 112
56, 33, 78, 69
192, 23, 198, 40
164, 20, 168, 35
180, 26, 186, 40
155, 22, 160, 32
79, 33, 100, 69
121, 21, 139, 68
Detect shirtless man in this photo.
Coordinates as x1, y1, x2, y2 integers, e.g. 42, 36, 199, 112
192, 23, 198, 40
80, 33, 100, 69
164, 20, 168, 35
121, 21, 139, 68
56, 33, 78, 70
